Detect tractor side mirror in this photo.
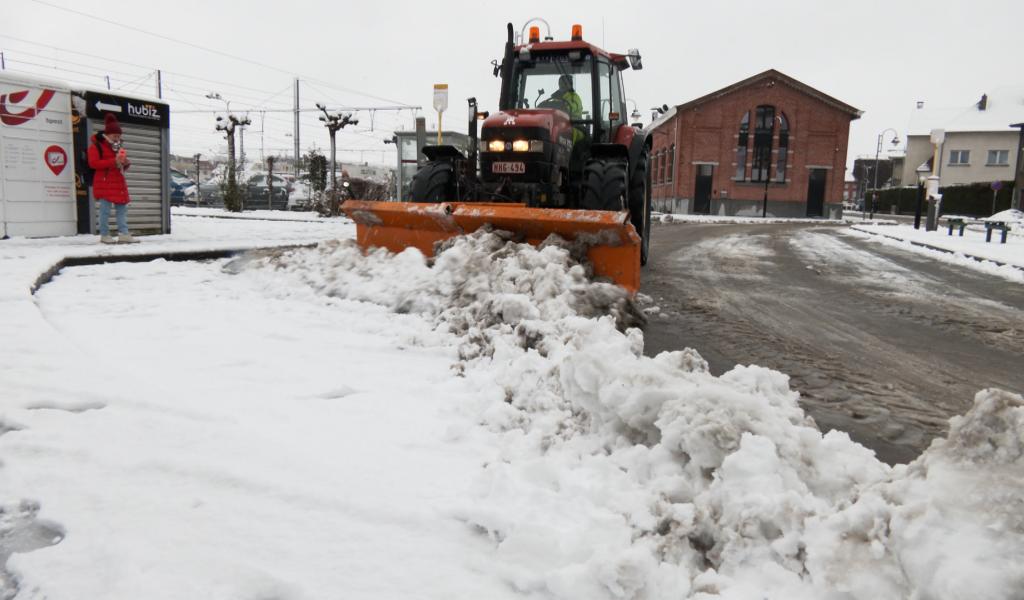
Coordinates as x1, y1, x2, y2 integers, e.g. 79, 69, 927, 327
491, 59, 500, 77
627, 48, 643, 70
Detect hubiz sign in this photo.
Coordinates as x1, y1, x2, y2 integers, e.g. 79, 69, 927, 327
85, 91, 169, 129
127, 101, 162, 122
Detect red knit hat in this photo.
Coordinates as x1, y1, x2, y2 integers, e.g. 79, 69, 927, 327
103, 113, 122, 135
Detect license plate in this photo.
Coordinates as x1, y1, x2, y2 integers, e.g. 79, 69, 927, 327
492, 161, 525, 174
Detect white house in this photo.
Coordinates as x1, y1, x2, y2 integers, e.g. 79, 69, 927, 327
901, 89, 1024, 188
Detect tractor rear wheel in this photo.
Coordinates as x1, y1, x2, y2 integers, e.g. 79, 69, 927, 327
580, 158, 628, 211
628, 149, 652, 266
411, 160, 455, 203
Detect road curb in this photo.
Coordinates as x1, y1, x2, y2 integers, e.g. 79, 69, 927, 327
30, 244, 317, 295
850, 226, 1024, 272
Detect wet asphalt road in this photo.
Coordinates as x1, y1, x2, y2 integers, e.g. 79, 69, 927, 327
639, 222, 1024, 465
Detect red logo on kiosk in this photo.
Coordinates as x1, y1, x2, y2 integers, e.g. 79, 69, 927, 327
44, 145, 67, 176
0, 89, 56, 126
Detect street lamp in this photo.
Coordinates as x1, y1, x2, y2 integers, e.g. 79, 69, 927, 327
870, 128, 900, 219
914, 165, 929, 229
625, 98, 642, 125
1012, 122, 1024, 211
205, 91, 230, 114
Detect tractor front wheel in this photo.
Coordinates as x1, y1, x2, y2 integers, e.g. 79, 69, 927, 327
629, 150, 652, 266
410, 160, 455, 203
580, 158, 628, 211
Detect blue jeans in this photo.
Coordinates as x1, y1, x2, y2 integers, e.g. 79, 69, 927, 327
98, 200, 128, 236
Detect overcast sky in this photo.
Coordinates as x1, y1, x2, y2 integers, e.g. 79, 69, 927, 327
5, 0, 1022, 173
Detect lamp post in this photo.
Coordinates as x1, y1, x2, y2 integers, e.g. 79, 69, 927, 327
1012, 122, 1024, 211
914, 167, 928, 229
871, 128, 900, 220
926, 129, 945, 231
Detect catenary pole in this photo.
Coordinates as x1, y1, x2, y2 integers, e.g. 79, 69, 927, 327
294, 78, 300, 172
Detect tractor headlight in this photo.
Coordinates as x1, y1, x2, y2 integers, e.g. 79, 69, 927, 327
510, 140, 544, 152
487, 140, 506, 152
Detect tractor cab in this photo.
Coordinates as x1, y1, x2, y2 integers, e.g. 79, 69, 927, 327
505, 32, 636, 147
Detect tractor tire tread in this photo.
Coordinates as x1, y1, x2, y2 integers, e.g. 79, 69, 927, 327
580, 158, 627, 211
411, 161, 454, 203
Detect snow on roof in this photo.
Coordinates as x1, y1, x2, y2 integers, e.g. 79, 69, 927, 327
0, 71, 72, 91
644, 105, 677, 133
908, 87, 1024, 135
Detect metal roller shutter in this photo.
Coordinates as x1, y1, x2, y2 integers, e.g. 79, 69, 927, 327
89, 118, 167, 235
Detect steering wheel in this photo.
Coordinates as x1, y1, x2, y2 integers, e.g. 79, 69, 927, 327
537, 97, 570, 114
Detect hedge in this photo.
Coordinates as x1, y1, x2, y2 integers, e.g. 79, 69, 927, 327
866, 180, 1015, 217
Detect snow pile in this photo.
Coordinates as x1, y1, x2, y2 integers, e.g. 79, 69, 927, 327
986, 208, 1024, 223
245, 233, 1024, 599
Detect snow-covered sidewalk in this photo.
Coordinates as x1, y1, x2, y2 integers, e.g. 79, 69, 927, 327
0, 212, 354, 301
2, 217, 1023, 599
849, 220, 1024, 283
172, 205, 329, 222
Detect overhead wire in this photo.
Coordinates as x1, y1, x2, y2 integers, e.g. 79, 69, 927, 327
24, 0, 417, 107
1, 40, 401, 162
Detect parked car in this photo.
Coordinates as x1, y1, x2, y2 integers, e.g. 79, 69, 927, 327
287, 181, 312, 210
169, 169, 197, 206
199, 176, 224, 206
245, 173, 291, 210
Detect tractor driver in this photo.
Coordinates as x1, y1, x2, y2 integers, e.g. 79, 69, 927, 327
550, 75, 584, 144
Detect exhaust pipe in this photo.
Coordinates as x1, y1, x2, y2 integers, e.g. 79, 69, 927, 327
498, 22, 514, 111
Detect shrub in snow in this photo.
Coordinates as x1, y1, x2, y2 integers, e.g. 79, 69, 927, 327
245, 231, 1024, 600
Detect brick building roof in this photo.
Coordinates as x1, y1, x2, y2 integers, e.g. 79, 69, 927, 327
670, 69, 862, 119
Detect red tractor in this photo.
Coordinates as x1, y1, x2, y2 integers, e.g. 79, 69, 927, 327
342, 22, 651, 290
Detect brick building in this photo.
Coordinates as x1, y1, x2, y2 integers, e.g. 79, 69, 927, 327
649, 70, 861, 217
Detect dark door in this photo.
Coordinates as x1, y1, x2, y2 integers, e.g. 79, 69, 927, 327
694, 164, 713, 214
806, 168, 827, 217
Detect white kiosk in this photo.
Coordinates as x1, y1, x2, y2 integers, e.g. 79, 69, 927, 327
0, 73, 76, 238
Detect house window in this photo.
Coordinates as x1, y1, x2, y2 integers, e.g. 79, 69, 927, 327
668, 145, 675, 182
657, 151, 664, 184
987, 150, 1009, 166
752, 105, 775, 182
949, 150, 970, 165
775, 112, 789, 182
735, 112, 750, 179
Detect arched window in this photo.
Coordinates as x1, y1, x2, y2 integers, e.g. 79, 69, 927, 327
735, 112, 750, 180
776, 112, 789, 182
752, 105, 775, 182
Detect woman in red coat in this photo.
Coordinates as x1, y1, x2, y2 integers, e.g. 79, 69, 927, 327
88, 113, 138, 243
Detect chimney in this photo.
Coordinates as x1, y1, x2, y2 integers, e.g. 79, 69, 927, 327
916, 101, 925, 109
978, 93, 988, 110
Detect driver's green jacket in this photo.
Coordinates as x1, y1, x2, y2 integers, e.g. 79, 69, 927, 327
555, 90, 583, 120
554, 90, 584, 143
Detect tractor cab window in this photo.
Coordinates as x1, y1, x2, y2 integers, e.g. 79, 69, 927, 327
511, 53, 594, 136
597, 60, 626, 142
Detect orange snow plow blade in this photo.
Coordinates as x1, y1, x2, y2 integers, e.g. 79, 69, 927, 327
341, 200, 641, 292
